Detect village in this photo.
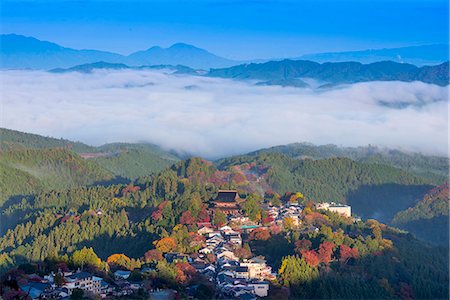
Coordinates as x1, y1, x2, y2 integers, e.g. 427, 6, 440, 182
12, 190, 352, 300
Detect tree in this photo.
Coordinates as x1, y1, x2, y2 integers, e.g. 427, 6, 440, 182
234, 247, 252, 259
153, 237, 177, 253
279, 256, 319, 287
71, 247, 101, 269
212, 209, 227, 227
249, 228, 271, 241
70, 288, 84, 299
54, 273, 65, 287
283, 217, 297, 230
318, 241, 334, 264
301, 250, 320, 267
180, 211, 195, 225
294, 239, 312, 254
339, 245, 359, 264
144, 249, 164, 263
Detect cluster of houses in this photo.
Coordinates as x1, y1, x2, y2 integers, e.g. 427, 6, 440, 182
194, 225, 274, 299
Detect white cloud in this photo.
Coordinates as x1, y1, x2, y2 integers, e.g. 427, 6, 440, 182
1, 69, 448, 158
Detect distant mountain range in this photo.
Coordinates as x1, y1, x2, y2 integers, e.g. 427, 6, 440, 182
0, 34, 238, 69
1, 34, 448, 71
298, 44, 449, 66
209, 60, 449, 87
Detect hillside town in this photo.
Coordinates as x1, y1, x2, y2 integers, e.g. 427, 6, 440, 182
8, 190, 353, 300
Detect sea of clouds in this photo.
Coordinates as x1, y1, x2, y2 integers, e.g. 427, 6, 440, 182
1, 69, 448, 158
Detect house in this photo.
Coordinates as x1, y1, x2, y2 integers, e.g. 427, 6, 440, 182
235, 266, 250, 279
165, 252, 191, 263
199, 247, 213, 254
64, 271, 102, 295
212, 190, 241, 215
198, 226, 214, 235
248, 281, 270, 297
225, 232, 242, 246
217, 250, 238, 261
114, 270, 131, 280
19, 282, 52, 300
240, 257, 272, 279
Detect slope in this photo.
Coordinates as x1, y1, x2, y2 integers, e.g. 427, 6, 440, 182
392, 183, 449, 245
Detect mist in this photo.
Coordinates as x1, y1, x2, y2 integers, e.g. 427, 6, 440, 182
1, 69, 448, 158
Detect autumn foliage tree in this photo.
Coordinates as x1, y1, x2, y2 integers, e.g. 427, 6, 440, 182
318, 241, 335, 264
295, 239, 312, 254
249, 228, 271, 241
180, 210, 195, 225
339, 245, 359, 264
301, 250, 321, 267
144, 249, 164, 263
153, 237, 177, 253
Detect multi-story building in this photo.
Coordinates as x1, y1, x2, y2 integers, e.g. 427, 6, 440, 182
64, 272, 102, 295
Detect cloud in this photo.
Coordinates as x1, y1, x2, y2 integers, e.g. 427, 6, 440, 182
1, 69, 448, 158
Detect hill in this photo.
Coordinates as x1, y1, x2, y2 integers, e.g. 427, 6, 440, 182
91, 143, 180, 179
298, 44, 449, 66
0, 34, 238, 70
209, 60, 449, 87
217, 153, 442, 223
0, 128, 95, 152
392, 183, 449, 245
247, 143, 449, 181
0, 148, 114, 206
1, 128, 180, 179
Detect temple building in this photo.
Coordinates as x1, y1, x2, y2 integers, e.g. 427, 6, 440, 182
211, 190, 241, 215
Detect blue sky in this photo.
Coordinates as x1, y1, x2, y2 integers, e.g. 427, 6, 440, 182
1, 0, 448, 60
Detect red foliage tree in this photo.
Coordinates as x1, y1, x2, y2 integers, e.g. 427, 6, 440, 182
261, 216, 274, 225
144, 249, 163, 262
180, 211, 195, 225
339, 245, 359, 263
151, 210, 162, 221
301, 250, 320, 267
249, 228, 271, 241
318, 241, 335, 264
197, 206, 210, 222
269, 224, 282, 235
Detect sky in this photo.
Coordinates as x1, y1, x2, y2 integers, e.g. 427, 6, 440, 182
2, 69, 447, 158
1, 0, 449, 60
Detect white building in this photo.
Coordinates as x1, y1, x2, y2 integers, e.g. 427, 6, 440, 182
63, 272, 102, 295
316, 202, 351, 217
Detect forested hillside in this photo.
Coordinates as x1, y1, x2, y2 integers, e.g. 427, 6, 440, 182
0, 128, 94, 152
0, 148, 114, 206
392, 183, 449, 245
248, 143, 449, 180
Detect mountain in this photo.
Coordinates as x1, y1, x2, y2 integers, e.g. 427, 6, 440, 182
299, 44, 449, 66
208, 60, 449, 87
49, 61, 200, 75
0, 34, 124, 69
126, 43, 238, 69
392, 183, 449, 245
0, 34, 238, 70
